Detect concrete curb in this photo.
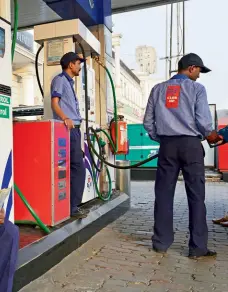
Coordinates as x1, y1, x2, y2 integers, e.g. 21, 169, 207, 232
13, 193, 130, 291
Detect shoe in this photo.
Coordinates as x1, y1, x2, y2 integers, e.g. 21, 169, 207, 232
212, 216, 228, 225
71, 208, 88, 219
153, 246, 167, 254
220, 221, 228, 227
188, 250, 217, 259
78, 207, 90, 214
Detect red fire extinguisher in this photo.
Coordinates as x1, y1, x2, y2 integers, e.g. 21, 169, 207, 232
110, 115, 128, 155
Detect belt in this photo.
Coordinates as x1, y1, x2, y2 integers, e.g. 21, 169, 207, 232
74, 124, 80, 128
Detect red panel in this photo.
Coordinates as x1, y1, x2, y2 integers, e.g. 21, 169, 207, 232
218, 123, 228, 171
14, 121, 52, 226
53, 122, 70, 224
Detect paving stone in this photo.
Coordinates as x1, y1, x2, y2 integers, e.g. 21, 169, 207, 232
19, 181, 228, 292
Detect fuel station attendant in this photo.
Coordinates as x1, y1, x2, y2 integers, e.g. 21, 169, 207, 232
0, 209, 19, 291
51, 52, 88, 218
143, 53, 222, 259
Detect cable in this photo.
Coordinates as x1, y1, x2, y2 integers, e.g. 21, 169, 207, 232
35, 43, 44, 98
91, 127, 159, 169
76, 42, 103, 173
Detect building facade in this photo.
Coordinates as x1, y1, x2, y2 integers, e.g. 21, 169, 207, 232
12, 30, 160, 125
112, 34, 144, 124
136, 45, 157, 75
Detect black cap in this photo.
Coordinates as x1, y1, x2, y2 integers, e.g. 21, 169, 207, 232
60, 52, 86, 68
178, 53, 211, 73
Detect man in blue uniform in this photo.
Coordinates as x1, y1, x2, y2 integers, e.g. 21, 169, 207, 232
51, 52, 88, 218
143, 53, 222, 259
0, 208, 19, 291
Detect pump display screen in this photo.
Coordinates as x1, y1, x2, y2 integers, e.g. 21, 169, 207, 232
0, 28, 5, 58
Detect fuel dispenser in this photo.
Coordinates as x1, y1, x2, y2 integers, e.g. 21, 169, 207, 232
12, 16, 158, 229
13, 120, 70, 226
13, 19, 101, 226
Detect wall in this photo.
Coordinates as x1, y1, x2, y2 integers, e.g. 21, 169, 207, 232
111, 50, 143, 124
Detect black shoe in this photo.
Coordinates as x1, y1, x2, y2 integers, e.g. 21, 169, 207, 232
78, 207, 90, 214
188, 250, 217, 259
71, 208, 88, 219
153, 246, 167, 254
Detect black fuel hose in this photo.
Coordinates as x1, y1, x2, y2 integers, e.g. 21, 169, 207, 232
76, 42, 103, 173
35, 43, 44, 98
77, 42, 159, 170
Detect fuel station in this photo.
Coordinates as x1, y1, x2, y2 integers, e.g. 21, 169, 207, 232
0, 0, 188, 289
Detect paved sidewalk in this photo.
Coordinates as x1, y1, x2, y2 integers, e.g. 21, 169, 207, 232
20, 181, 228, 292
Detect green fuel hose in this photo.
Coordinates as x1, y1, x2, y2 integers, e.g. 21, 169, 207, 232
92, 165, 112, 201
11, 2, 50, 233
91, 139, 112, 201
94, 58, 119, 154
14, 184, 50, 234
11, 0, 18, 61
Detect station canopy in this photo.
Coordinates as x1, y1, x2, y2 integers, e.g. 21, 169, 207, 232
10, 0, 187, 29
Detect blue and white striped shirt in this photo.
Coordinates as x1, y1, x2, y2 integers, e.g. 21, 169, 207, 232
51, 71, 81, 124
143, 74, 213, 142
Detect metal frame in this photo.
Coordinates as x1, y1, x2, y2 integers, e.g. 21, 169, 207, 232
112, 0, 188, 14
51, 120, 55, 226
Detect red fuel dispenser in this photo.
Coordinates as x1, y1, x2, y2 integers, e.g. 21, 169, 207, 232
13, 120, 70, 227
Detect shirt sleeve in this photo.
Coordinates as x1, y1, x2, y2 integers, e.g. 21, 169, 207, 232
195, 84, 213, 138
51, 76, 64, 99
143, 87, 160, 142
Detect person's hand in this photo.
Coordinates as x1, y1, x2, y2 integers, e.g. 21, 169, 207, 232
64, 118, 74, 130
206, 130, 223, 144
0, 209, 5, 224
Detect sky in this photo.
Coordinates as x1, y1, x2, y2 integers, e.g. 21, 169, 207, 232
112, 0, 227, 110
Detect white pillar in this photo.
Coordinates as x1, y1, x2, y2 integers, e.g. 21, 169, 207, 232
112, 34, 122, 88
0, 0, 11, 22
14, 64, 35, 106
20, 73, 35, 105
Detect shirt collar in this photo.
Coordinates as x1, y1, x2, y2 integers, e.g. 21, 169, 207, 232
171, 74, 189, 80
62, 71, 74, 83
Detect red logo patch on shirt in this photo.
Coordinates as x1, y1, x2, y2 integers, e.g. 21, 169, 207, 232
166, 85, 181, 109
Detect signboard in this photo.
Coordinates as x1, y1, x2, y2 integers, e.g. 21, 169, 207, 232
0, 95, 10, 119
47, 39, 64, 66
16, 31, 34, 52
44, 0, 112, 31
0, 28, 5, 58
0, 105, 9, 119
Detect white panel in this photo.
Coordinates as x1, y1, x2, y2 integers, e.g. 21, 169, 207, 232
202, 104, 216, 168
0, 20, 13, 221
34, 19, 100, 56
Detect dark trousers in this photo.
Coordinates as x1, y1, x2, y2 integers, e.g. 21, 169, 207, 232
153, 136, 208, 256
0, 219, 19, 292
70, 128, 86, 214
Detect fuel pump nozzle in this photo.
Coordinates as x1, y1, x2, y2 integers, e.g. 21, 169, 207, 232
208, 126, 228, 148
